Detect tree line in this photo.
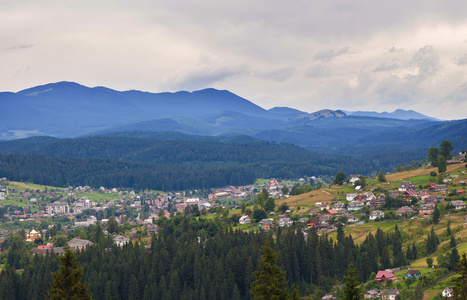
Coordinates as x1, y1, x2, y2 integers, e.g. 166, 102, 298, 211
0, 215, 426, 299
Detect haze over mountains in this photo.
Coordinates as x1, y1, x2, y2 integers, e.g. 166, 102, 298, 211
1, 81, 466, 155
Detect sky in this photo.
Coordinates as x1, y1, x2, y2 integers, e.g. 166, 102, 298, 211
2, 1, 467, 120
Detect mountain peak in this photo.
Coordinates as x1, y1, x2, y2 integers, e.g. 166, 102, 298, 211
301, 109, 347, 120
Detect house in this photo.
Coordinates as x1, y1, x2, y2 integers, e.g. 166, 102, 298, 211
442, 287, 453, 299
332, 202, 345, 209
381, 288, 400, 300
346, 193, 357, 201
239, 215, 252, 225
375, 271, 396, 283
405, 269, 421, 278
278, 218, 292, 227
369, 197, 385, 208
427, 183, 438, 191
364, 289, 380, 299
419, 204, 435, 216
74, 215, 98, 227
457, 190, 465, 195
32, 247, 65, 256
258, 219, 274, 230
309, 208, 320, 214
435, 184, 448, 192
345, 214, 359, 223
451, 200, 466, 210
347, 201, 363, 211
316, 203, 330, 211
398, 181, 415, 192
321, 295, 336, 300
387, 190, 399, 198
112, 235, 130, 247
348, 175, 361, 185
68, 238, 94, 250
324, 209, 339, 216
268, 211, 277, 216
46, 202, 70, 215
319, 215, 331, 223
369, 210, 384, 220
307, 219, 320, 229
26, 228, 41, 241
396, 206, 415, 216
403, 189, 417, 200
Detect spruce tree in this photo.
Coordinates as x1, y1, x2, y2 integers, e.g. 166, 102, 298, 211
432, 205, 440, 224
46, 245, 92, 300
450, 235, 457, 248
343, 264, 362, 300
453, 253, 467, 299
250, 240, 292, 300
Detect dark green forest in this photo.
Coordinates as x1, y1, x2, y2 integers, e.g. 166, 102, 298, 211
0, 216, 416, 299
0, 133, 435, 191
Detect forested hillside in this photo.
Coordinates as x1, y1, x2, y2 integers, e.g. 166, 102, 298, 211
0, 134, 400, 190
0, 216, 415, 300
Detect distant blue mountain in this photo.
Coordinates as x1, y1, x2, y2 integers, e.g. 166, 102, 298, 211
0, 81, 450, 150
348, 109, 439, 121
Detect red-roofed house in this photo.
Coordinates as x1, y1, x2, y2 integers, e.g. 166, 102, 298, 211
427, 183, 437, 191
325, 209, 339, 216
457, 190, 465, 195
376, 271, 397, 284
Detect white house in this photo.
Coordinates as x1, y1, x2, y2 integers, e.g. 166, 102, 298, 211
112, 235, 130, 247
442, 287, 453, 299
239, 215, 251, 225
346, 193, 357, 201
369, 210, 384, 220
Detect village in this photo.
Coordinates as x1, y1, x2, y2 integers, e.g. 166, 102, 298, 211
0, 153, 466, 299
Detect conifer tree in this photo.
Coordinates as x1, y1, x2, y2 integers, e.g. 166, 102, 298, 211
343, 264, 362, 300
46, 245, 92, 300
450, 235, 457, 248
432, 205, 440, 224
250, 240, 293, 300
453, 253, 467, 299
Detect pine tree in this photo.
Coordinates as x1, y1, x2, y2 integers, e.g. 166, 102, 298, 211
343, 264, 362, 300
46, 245, 92, 300
453, 252, 467, 299
432, 205, 440, 224
450, 235, 457, 248
250, 240, 290, 300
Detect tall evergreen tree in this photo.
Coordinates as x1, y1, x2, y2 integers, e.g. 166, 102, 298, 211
343, 264, 362, 300
46, 245, 92, 300
450, 235, 457, 248
453, 253, 467, 299
250, 240, 291, 300
432, 205, 440, 224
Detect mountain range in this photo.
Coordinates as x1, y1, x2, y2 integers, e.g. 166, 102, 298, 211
1, 81, 466, 152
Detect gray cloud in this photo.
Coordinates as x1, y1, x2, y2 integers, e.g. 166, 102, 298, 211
313, 47, 349, 63
386, 46, 403, 53
407, 45, 439, 80
305, 64, 331, 78
9, 44, 34, 50
257, 66, 296, 82
373, 62, 400, 72
454, 51, 467, 65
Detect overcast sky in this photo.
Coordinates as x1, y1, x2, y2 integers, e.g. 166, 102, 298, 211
2, 1, 467, 119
